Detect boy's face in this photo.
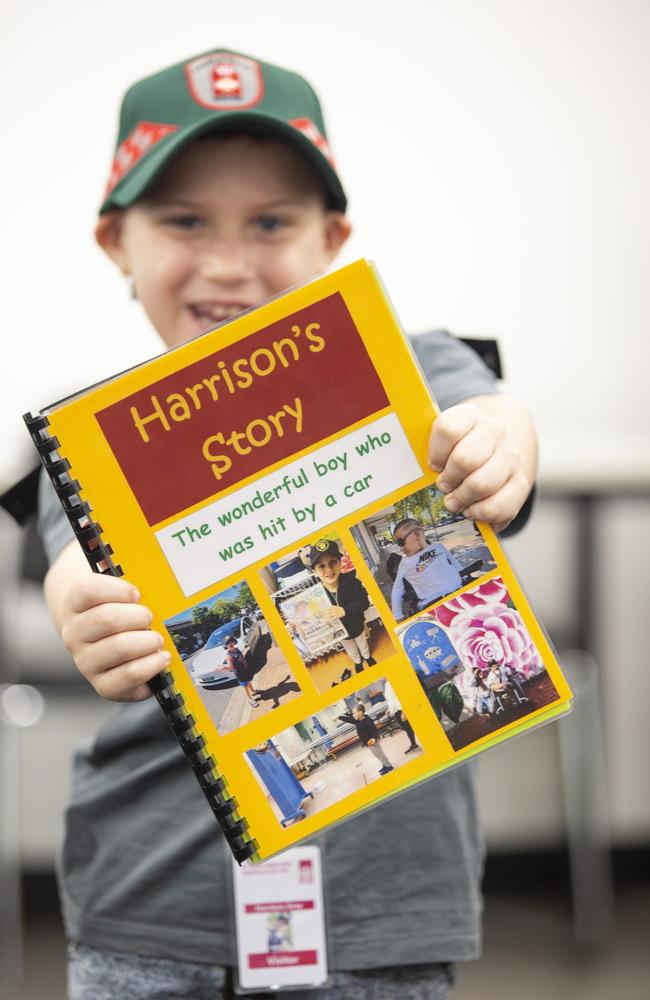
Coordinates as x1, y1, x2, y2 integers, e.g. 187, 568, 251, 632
394, 522, 427, 556
312, 554, 342, 590
96, 136, 351, 349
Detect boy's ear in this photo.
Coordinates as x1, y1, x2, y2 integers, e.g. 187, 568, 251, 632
323, 212, 352, 262
95, 212, 130, 274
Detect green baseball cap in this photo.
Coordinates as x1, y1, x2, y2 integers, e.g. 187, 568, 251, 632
100, 49, 347, 214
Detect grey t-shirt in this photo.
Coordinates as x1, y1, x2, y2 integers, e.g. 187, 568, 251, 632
38, 331, 497, 969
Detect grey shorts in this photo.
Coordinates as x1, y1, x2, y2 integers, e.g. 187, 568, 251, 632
68, 942, 454, 999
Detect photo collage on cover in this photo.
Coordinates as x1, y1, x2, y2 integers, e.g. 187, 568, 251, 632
166, 482, 559, 827
244, 483, 560, 827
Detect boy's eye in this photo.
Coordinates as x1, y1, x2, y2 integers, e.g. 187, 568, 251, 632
254, 214, 288, 234
165, 214, 203, 230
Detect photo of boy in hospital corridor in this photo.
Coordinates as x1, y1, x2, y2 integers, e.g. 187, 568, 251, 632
245, 679, 423, 827
400, 577, 560, 752
259, 536, 395, 693
350, 484, 497, 623
164, 581, 301, 736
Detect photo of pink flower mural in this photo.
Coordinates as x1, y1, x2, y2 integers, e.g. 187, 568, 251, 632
422, 578, 559, 751
435, 580, 541, 677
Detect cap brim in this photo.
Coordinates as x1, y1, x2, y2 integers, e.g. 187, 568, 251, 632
100, 112, 347, 214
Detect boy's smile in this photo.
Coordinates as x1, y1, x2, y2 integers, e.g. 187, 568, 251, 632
96, 135, 350, 349
312, 555, 342, 591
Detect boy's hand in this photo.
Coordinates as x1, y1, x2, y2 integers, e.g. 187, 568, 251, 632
59, 574, 170, 701
428, 401, 533, 533
320, 605, 346, 622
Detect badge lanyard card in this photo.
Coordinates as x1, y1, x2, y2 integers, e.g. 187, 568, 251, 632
232, 845, 329, 993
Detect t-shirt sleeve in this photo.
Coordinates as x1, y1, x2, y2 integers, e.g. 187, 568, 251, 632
36, 469, 75, 566
409, 330, 498, 411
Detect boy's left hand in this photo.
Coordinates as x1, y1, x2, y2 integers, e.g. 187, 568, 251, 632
428, 402, 532, 533
321, 605, 346, 621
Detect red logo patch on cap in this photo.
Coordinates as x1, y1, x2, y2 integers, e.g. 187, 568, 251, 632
185, 52, 264, 110
289, 118, 335, 166
211, 60, 241, 98
104, 121, 177, 197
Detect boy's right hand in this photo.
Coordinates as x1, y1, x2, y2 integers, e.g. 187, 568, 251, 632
59, 575, 170, 701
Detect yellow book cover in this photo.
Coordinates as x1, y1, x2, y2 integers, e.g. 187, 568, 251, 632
25, 259, 572, 864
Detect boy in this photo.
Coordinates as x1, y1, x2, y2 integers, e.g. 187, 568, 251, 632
391, 518, 463, 620
309, 539, 375, 673
39, 48, 537, 999
337, 703, 394, 775
380, 679, 421, 754
223, 635, 260, 708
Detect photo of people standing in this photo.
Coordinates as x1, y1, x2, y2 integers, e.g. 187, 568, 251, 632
246, 679, 423, 825
260, 537, 394, 692
403, 578, 561, 751
165, 581, 301, 735
350, 485, 497, 622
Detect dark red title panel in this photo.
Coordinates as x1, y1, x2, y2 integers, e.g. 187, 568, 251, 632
96, 293, 388, 525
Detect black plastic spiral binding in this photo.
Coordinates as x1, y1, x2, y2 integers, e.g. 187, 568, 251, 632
24, 411, 258, 864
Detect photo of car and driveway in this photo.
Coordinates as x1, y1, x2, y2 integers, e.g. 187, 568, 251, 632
165, 582, 301, 735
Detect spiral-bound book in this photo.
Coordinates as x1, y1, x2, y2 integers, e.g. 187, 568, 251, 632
25, 259, 572, 864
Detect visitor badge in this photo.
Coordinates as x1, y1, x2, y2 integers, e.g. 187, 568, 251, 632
232, 845, 328, 993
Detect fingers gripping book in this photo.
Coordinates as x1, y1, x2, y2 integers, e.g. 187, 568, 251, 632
25, 260, 572, 864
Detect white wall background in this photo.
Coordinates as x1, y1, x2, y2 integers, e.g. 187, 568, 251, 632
2, 0, 649, 486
